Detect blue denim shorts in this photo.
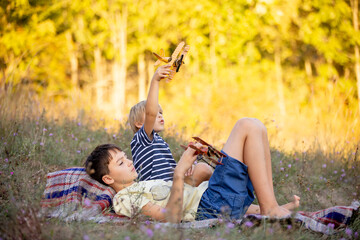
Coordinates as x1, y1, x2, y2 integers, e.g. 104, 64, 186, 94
196, 150, 255, 220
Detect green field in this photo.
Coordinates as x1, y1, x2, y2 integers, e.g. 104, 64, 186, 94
0, 93, 359, 240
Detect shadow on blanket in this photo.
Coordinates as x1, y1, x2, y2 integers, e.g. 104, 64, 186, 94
40, 167, 359, 234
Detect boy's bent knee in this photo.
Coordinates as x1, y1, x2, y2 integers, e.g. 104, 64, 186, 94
252, 118, 268, 134
235, 118, 262, 134
195, 163, 212, 178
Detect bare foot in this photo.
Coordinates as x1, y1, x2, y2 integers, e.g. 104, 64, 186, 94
245, 196, 300, 215
262, 206, 291, 218
281, 195, 300, 211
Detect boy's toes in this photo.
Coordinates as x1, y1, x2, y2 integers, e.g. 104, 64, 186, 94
292, 195, 300, 208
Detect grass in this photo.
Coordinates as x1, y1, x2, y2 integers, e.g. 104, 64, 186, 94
0, 91, 359, 240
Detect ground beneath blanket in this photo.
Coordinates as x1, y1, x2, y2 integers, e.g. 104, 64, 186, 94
3, 210, 359, 240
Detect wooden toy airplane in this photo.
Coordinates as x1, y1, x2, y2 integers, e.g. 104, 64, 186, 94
180, 137, 226, 168
153, 41, 190, 82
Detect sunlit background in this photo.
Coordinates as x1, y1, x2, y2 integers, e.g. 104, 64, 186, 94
1, 0, 359, 152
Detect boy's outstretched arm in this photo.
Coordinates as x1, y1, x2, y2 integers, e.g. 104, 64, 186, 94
144, 64, 172, 140
141, 148, 197, 223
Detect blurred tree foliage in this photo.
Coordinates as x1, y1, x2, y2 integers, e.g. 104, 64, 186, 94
0, 0, 359, 149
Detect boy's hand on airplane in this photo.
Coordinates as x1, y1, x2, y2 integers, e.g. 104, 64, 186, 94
153, 65, 173, 81
175, 148, 197, 176
184, 164, 195, 177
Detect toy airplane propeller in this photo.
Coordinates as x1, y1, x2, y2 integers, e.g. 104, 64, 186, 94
153, 41, 190, 82
180, 137, 225, 168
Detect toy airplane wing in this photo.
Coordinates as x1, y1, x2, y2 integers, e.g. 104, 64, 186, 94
175, 45, 190, 72
180, 143, 207, 155
192, 137, 226, 158
153, 48, 169, 67
180, 144, 223, 166
181, 138, 225, 166
168, 41, 185, 66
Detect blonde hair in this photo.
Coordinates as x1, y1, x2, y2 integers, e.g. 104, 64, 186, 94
129, 100, 146, 133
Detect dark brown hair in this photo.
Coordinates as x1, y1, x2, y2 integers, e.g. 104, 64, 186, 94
85, 144, 122, 185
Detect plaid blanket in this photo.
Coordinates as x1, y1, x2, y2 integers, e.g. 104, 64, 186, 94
40, 167, 359, 234
295, 203, 359, 234
169, 202, 359, 234
40, 167, 127, 222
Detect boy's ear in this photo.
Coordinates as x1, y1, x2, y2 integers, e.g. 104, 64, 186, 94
134, 121, 143, 129
102, 175, 114, 185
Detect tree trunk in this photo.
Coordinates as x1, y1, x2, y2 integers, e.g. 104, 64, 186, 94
137, 17, 146, 102
94, 47, 106, 109
2, 53, 15, 91
138, 53, 146, 101
65, 32, 78, 88
304, 58, 312, 78
0, 62, 6, 91
209, 20, 218, 86
111, 6, 127, 118
351, 0, 360, 114
147, 59, 154, 93
305, 58, 317, 114
275, 49, 286, 117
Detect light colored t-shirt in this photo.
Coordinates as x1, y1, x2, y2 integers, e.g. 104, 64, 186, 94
113, 180, 209, 221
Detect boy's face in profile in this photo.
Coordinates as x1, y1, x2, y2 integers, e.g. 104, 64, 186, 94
139, 107, 165, 133
153, 107, 165, 132
105, 149, 138, 186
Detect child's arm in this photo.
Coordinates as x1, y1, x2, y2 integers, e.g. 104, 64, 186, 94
144, 64, 172, 140
141, 148, 197, 223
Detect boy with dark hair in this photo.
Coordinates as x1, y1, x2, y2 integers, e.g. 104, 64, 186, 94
85, 144, 123, 185
85, 118, 300, 222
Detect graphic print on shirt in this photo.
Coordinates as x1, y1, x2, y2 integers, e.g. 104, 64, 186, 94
150, 184, 171, 201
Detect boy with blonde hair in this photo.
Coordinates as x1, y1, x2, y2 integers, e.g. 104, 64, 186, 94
128, 65, 213, 186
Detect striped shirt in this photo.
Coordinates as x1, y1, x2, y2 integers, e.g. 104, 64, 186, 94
131, 126, 177, 181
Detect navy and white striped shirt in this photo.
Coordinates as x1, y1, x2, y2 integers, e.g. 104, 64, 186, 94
131, 126, 177, 181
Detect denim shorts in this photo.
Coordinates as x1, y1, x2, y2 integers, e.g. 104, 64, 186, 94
196, 150, 255, 220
